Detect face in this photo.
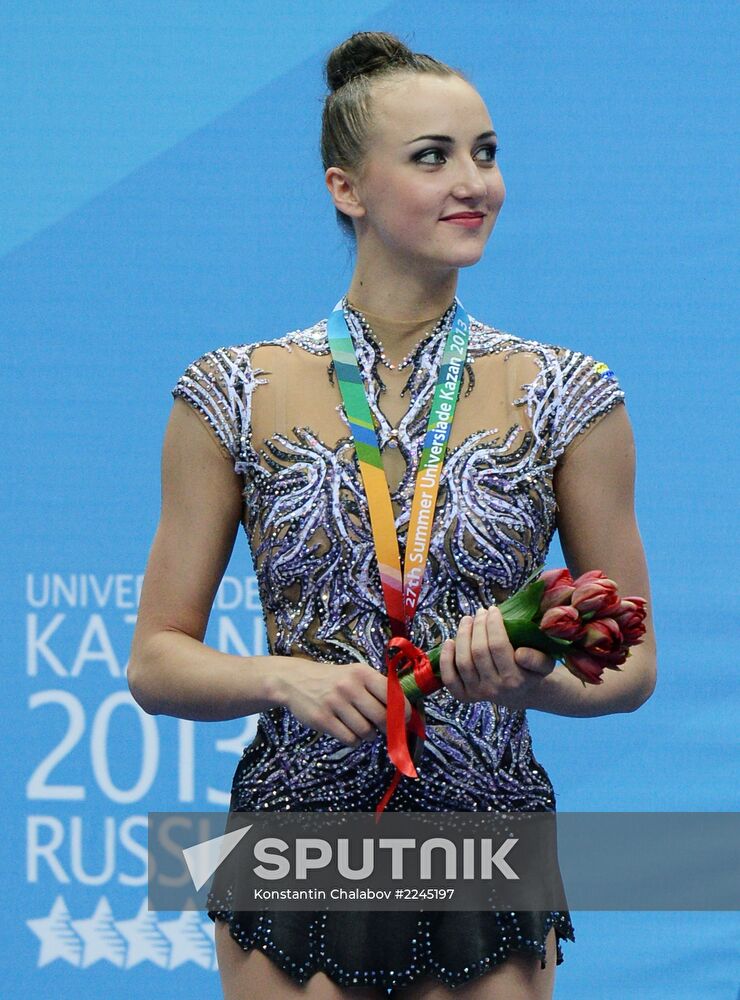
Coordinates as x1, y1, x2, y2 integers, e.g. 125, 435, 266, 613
341, 73, 505, 273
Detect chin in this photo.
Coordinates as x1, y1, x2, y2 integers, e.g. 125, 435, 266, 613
447, 249, 486, 269
403, 242, 486, 273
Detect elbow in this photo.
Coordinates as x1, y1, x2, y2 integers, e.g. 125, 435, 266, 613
126, 660, 162, 716
625, 659, 657, 713
626, 683, 654, 713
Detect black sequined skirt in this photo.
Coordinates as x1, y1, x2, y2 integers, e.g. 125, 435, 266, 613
208, 902, 574, 992
208, 727, 575, 992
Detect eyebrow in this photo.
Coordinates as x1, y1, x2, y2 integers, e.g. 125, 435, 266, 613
405, 130, 497, 144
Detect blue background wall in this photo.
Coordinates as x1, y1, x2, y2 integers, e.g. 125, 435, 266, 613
3, 1, 738, 996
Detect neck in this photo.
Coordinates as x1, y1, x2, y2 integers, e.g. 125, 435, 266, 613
346, 248, 458, 326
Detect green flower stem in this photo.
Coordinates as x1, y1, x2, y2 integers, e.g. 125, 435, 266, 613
501, 620, 572, 658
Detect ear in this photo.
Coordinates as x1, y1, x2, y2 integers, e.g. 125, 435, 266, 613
325, 166, 366, 222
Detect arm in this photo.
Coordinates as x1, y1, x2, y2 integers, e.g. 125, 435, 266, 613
525, 402, 658, 716
127, 397, 290, 720
128, 395, 404, 741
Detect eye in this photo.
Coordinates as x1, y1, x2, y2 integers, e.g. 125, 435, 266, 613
413, 147, 446, 165
475, 143, 499, 163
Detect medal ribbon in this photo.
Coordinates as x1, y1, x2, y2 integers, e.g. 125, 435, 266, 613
326, 297, 470, 817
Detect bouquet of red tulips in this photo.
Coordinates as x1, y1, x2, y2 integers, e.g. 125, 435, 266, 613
395, 568, 648, 703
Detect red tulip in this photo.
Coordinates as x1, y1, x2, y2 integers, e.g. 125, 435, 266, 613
571, 571, 621, 616
564, 649, 607, 684
581, 616, 620, 648
613, 597, 648, 645
616, 596, 647, 619
540, 605, 585, 640
599, 647, 630, 667
539, 568, 576, 612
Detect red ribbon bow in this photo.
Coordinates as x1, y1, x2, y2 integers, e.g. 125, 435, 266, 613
375, 637, 442, 821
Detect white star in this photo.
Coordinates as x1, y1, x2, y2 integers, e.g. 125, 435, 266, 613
26, 895, 83, 968
158, 909, 213, 969
115, 898, 171, 969
70, 896, 126, 968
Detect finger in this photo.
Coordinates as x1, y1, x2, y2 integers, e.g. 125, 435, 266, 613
471, 606, 498, 678
333, 701, 378, 743
367, 667, 404, 705
438, 638, 458, 689
319, 714, 366, 747
350, 689, 400, 734
365, 671, 414, 726
514, 647, 556, 676
438, 637, 466, 700
485, 606, 518, 682
455, 614, 482, 687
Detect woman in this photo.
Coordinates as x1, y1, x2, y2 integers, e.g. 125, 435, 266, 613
128, 31, 656, 1000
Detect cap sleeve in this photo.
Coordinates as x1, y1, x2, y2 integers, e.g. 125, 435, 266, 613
170, 345, 258, 467
548, 347, 626, 462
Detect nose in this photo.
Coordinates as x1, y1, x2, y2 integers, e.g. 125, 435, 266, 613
450, 155, 489, 201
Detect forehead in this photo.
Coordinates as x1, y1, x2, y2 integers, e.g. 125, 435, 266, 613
370, 73, 492, 141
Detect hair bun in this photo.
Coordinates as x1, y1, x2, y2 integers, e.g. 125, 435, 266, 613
325, 31, 413, 92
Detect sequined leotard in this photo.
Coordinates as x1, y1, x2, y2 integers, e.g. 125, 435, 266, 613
171, 300, 625, 992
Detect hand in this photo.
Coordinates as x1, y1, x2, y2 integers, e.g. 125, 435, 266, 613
438, 605, 556, 710
274, 659, 413, 748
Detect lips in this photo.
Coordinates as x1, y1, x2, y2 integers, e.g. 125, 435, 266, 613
440, 212, 486, 220
440, 211, 486, 229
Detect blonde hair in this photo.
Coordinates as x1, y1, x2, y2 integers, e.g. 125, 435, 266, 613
320, 31, 466, 237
